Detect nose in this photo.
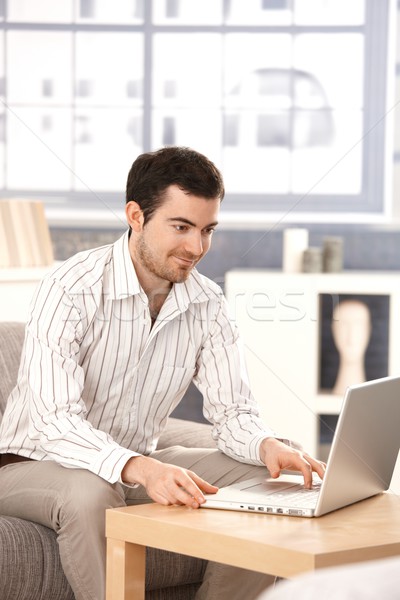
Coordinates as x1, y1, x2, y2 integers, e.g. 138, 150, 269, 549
184, 231, 203, 257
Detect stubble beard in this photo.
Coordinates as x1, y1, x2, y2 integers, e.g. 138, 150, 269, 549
136, 235, 195, 284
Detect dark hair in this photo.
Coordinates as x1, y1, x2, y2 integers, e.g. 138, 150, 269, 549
125, 146, 225, 223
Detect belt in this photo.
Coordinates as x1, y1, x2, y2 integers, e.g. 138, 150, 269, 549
0, 453, 35, 468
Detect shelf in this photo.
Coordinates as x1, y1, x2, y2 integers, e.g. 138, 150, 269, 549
225, 269, 400, 456
0, 265, 57, 282
0, 263, 59, 322
317, 392, 344, 415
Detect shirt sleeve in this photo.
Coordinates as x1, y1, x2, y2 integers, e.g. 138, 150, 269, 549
193, 295, 280, 465
22, 276, 139, 483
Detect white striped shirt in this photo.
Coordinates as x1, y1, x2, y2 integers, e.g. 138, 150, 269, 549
0, 231, 275, 483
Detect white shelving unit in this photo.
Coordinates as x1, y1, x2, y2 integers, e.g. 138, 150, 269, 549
0, 265, 57, 322
225, 270, 400, 459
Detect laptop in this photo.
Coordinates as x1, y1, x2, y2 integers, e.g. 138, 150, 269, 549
202, 375, 400, 518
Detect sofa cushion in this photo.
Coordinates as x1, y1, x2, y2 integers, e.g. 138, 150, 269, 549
0, 321, 25, 421
0, 516, 75, 600
146, 548, 207, 591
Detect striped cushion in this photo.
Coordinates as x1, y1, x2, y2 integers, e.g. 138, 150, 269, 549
0, 516, 74, 600
0, 322, 25, 421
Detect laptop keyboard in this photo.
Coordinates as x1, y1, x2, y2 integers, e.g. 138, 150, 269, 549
263, 483, 322, 508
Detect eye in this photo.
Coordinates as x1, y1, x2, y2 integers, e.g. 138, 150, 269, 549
203, 227, 216, 236
174, 224, 188, 232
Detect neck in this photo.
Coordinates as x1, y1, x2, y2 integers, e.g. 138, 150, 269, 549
128, 236, 172, 319
147, 288, 171, 323
332, 361, 366, 396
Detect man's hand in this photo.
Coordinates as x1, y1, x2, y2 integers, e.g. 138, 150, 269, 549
121, 455, 218, 508
260, 437, 326, 489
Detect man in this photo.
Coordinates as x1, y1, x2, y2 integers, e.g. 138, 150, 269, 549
0, 147, 325, 600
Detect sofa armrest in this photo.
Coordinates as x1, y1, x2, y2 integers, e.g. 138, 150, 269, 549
0, 322, 25, 420
0, 516, 75, 600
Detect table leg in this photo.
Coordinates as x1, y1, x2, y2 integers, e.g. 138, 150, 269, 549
106, 537, 146, 600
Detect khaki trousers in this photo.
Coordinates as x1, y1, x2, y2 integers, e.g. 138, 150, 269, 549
0, 446, 276, 600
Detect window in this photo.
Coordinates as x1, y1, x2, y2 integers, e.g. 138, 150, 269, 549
0, 0, 395, 221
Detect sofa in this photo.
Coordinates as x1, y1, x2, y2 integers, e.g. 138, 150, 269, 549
0, 321, 217, 600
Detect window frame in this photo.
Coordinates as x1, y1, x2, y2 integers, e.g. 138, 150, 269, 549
0, 0, 395, 224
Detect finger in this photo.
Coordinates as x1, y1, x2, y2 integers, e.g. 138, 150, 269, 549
174, 473, 218, 507
172, 472, 208, 507
306, 455, 327, 480
151, 483, 199, 508
296, 458, 313, 489
174, 486, 203, 508
264, 458, 282, 479
190, 472, 219, 495
268, 468, 281, 479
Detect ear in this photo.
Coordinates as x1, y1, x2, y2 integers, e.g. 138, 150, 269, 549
125, 201, 144, 232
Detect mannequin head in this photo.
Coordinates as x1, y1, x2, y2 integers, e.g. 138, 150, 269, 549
331, 300, 371, 363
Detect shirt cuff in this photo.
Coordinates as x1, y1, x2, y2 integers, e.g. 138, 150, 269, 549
91, 445, 141, 484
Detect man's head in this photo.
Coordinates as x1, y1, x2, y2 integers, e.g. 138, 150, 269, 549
125, 146, 225, 224
125, 147, 224, 292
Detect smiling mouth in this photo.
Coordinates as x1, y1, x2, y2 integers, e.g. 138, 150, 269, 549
174, 256, 197, 267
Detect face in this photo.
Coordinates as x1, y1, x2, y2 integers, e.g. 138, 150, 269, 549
331, 300, 371, 359
127, 185, 220, 292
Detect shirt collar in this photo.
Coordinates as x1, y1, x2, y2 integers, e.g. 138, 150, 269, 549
172, 270, 222, 311
106, 230, 141, 300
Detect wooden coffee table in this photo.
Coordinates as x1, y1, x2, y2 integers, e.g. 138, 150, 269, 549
106, 492, 400, 600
